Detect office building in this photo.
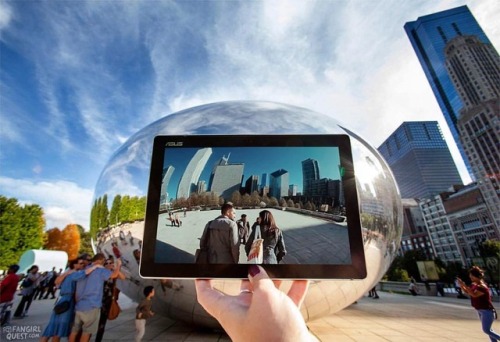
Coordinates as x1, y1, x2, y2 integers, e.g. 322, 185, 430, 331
444, 34, 500, 232
404, 5, 494, 179
443, 183, 499, 266
177, 148, 212, 199
269, 169, 289, 199
378, 121, 462, 199
160, 166, 175, 206
245, 175, 259, 195
208, 155, 244, 201
302, 158, 320, 196
399, 199, 434, 259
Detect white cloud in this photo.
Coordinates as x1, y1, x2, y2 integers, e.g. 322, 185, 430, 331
0, 177, 94, 230
0, 0, 12, 32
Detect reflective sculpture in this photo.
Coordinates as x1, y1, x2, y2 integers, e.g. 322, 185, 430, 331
93, 101, 403, 328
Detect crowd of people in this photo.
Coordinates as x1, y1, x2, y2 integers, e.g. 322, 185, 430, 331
197, 203, 287, 264
0, 252, 156, 342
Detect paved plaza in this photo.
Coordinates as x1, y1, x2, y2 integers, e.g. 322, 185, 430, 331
155, 208, 350, 264
2, 290, 498, 341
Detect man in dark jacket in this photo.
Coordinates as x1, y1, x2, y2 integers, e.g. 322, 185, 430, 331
202, 202, 240, 264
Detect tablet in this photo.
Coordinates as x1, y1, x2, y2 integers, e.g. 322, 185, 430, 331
140, 134, 366, 279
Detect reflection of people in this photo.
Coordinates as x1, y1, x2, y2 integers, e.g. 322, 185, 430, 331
245, 210, 286, 264
196, 265, 312, 341
457, 267, 499, 342
200, 202, 239, 264
135, 286, 155, 342
236, 214, 250, 244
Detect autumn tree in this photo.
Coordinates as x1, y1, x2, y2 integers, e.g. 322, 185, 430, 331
44, 228, 63, 251
60, 224, 80, 260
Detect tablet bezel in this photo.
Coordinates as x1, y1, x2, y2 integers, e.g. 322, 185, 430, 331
140, 134, 366, 279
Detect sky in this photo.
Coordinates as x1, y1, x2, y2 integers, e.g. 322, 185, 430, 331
0, 0, 499, 230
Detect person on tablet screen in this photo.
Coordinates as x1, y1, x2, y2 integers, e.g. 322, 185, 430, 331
246, 210, 286, 264
202, 202, 240, 263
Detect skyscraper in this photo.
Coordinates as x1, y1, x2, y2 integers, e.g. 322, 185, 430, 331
269, 169, 289, 199
208, 154, 244, 200
160, 166, 175, 205
302, 158, 320, 196
378, 121, 462, 199
404, 5, 493, 179
177, 148, 212, 199
444, 34, 500, 232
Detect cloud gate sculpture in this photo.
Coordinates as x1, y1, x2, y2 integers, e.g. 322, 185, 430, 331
92, 101, 403, 328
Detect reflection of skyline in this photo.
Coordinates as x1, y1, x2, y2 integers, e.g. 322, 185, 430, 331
162, 146, 342, 200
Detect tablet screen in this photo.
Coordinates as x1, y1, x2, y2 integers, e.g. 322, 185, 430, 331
140, 135, 366, 279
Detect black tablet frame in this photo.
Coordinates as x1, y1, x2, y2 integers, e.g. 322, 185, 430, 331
140, 134, 366, 279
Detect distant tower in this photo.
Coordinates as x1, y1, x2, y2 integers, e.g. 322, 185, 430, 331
302, 158, 320, 196
177, 148, 212, 199
245, 175, 259, 194
160, 166, 175, 205
404, 5, 494, 180
378, 121, 463, 199
208, 154, 244, 201
270, 169, 289, 199
444, 34, 500, 232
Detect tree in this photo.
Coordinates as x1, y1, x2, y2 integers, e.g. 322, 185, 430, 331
269, 197, 278, 207
109, 195, 122, 225
0, 196, 45, 269
60, 224, 81, 260
250, 191, 261, 206
287, 199, 294, 207
77, 225, 93, 257
44, 228, 63, 251
231, 191, 241, 206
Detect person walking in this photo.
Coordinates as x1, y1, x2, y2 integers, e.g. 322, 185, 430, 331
135, 286, 155, 342
245, 210, 286, 264
13, 265, 40, 318
457, 266, 499, 342
200, 202, 240, 264
0, 265, 20, 325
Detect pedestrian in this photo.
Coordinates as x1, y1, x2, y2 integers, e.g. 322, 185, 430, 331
369, 285, 379, 299
135, 286, 155, 342
245, 210, 286, 264
199, 202, 240, 264
457, 266, 499, 342
40, 258, 99, 342
68, 254, 122, 342
95, 258, 126, 342
13, 265, 41, 318
43, 267, 58, 299
236, 214, 250, 245
0, 264, 20, 326
409, 277, 419, 296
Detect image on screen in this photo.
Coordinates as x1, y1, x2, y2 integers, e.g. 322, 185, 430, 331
153, 145, 354, 266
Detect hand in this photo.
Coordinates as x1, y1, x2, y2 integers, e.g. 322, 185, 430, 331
195, 265, 314, 341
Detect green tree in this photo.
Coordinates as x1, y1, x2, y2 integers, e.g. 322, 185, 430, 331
77, 224, 93, 257
0, 196, 44, 269
119, 195, 131, 222
109, 195, 122, 225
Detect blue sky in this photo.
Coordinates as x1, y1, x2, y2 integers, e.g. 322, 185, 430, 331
164, 146, 341, 198
0, 1, 498, 229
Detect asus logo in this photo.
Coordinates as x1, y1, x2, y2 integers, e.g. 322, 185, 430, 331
166, 142, 183, 146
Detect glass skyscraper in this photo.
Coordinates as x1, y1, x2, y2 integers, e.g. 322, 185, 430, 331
404, 5, 493, 179
378, 121, 463, 199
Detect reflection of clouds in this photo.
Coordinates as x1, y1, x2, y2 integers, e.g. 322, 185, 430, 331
94, 101, 403, 326
96, 101, 348, 197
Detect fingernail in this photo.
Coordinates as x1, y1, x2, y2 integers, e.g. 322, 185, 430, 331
249, 265, 260, 277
